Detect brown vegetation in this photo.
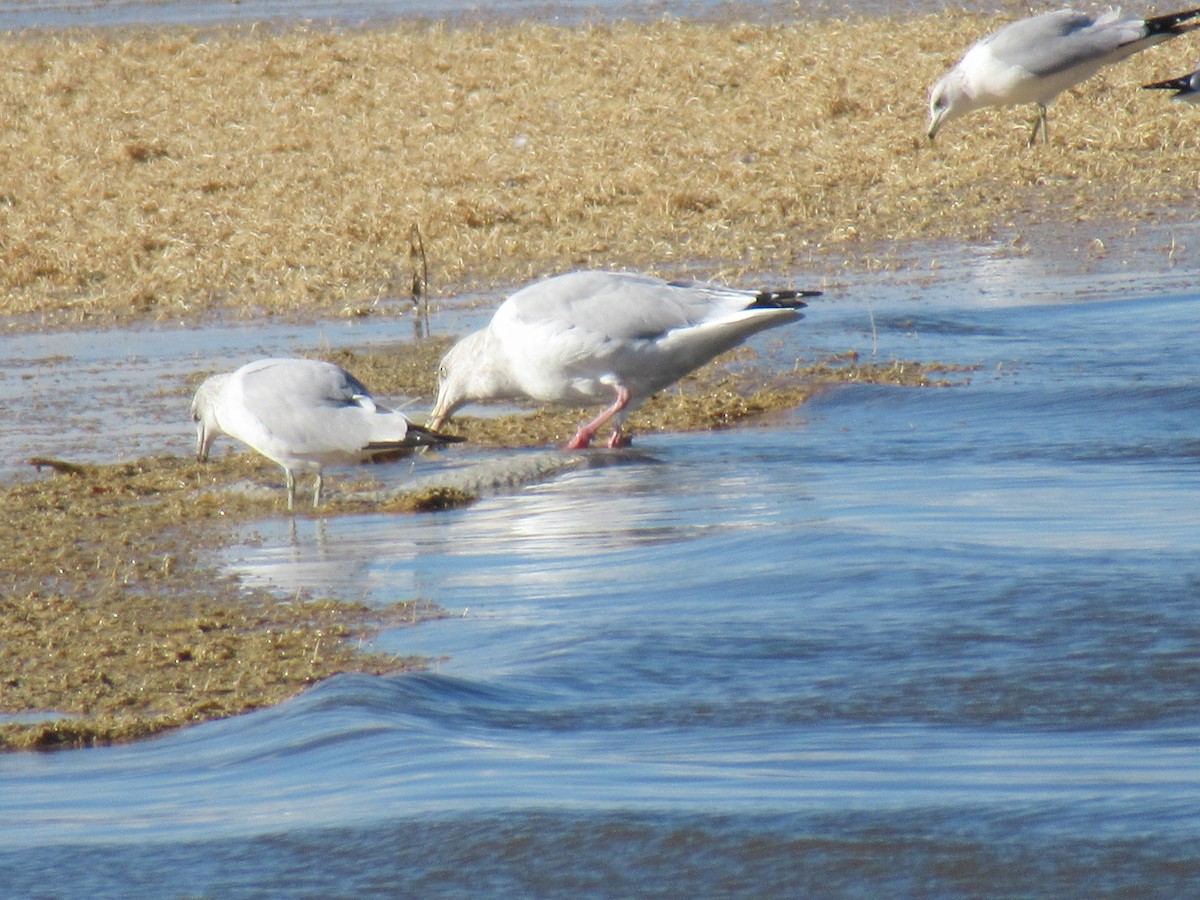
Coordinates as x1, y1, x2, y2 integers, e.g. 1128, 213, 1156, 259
329, 341, 972, 447
0, 452, 439, 751
0, 13, 1196, 328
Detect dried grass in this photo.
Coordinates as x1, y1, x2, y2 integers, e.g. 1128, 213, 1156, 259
1, 14, 1196, 327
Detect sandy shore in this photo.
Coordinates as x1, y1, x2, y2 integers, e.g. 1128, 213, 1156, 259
1, 13, 1196, 328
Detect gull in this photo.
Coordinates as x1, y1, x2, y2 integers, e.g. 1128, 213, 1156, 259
191, 357, 463, 510
428, 270, 819, 449
1143, 65, 1200, 100
927, 6, 1200, 145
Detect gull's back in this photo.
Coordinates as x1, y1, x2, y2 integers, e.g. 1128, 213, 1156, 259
227, 359, 412, 470
499, 271, 801, 342
492, 271, 806, 401
966, 11, 1139, 105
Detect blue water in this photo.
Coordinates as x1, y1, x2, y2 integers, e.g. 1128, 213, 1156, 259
2, 264, 1198, 896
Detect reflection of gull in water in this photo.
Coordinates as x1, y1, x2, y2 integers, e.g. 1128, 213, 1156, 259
928, 6, 1200, 144
191, 357, 462, 510
1143, 65, 1200, 101
227, 516, 424, 599
429, 270, 819, 449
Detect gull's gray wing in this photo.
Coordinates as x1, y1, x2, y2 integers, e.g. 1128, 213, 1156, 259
491, 271, 813, 401
502, 271, 807, 343
235, 358, 408, 457
982, 10, 1145, 78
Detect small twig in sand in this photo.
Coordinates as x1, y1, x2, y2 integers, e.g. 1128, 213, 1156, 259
409, 223, 430, 340
28, 457, 88, 476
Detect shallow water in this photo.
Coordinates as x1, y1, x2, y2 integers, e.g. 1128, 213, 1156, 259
0, 309, 448, 483
1, 240, 1198, 895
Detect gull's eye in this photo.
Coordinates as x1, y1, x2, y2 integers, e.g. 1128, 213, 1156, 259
437, 365, 447, 380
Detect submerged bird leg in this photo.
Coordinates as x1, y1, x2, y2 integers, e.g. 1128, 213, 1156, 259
1027, 103, 1048, 146
567, 385, 631, 450
606, 427, 632, 449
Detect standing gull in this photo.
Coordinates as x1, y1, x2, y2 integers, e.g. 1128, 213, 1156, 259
191, 358, 462, 510
927, 6, 1200, 145
428, 270, 819, 450
1143, 65, 1200, 100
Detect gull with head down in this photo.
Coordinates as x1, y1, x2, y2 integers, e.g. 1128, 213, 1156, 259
928, 6, 1200, 145
429, 270, 820, 450
192, 357, 462, 510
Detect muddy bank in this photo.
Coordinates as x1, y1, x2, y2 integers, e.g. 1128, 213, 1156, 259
0, 453, 438, 751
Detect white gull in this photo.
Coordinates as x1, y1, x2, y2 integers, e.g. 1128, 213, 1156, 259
191, 357, 462, 510
928, 6, 1200, 144
428, 270, 819, 450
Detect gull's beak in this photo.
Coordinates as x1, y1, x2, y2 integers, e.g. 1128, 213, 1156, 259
196, 422, 212, 463
926, 112, 943, 142
418, 413, 448, 457
427, 389, 453, 433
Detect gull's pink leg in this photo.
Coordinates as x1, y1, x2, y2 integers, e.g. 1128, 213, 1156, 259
606, 427, 632, 449
566, 385, 631, 450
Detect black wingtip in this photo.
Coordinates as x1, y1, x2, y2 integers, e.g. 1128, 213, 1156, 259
1145, 6, 1200, 34
1142, 74, 1195, 92
752, 288, 821, 310
366, 426, 466, 456
408, 424, 467, 445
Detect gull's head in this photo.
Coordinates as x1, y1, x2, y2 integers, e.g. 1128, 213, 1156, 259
927, 72, 965, 141
190, 373, 229, 463
428, 329, 492, 431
